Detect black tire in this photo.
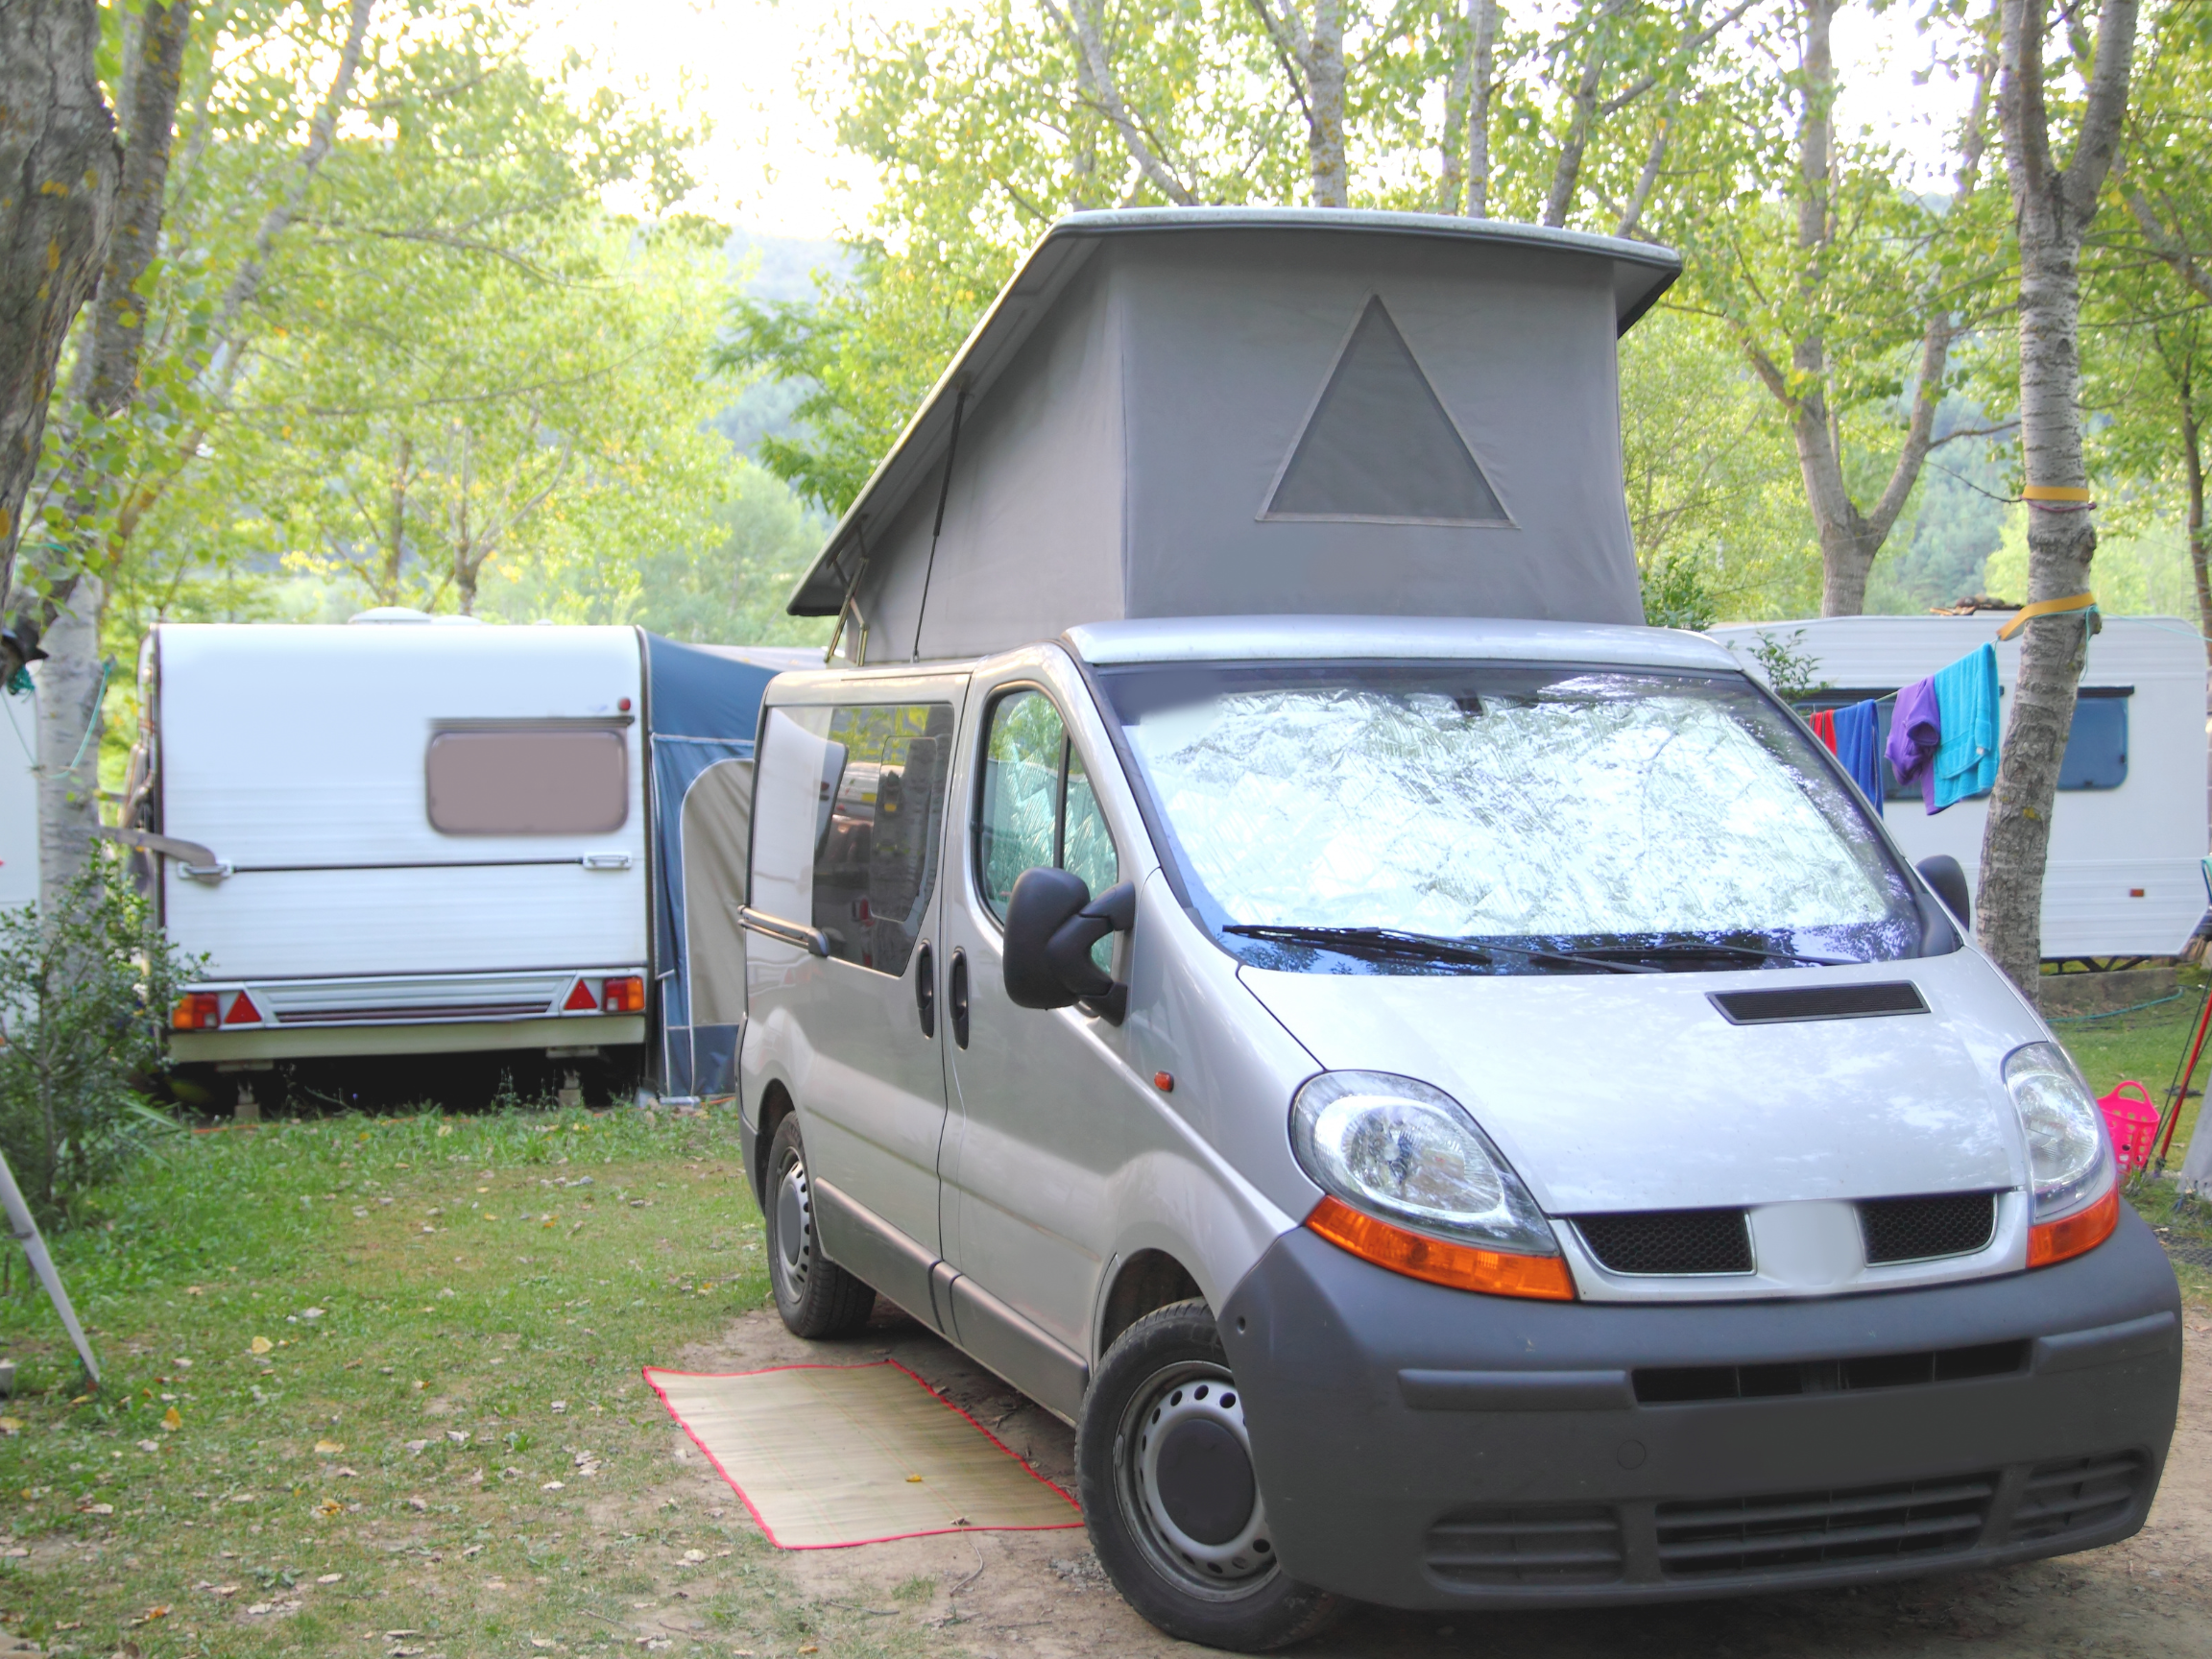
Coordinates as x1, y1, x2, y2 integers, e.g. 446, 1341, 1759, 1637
763, 1116, 876, 1338
1077, 1299, 1343, 1651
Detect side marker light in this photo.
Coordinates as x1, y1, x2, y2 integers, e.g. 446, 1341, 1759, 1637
1306, 1195, 1575, 1301
2027, 1185, 2120, 1268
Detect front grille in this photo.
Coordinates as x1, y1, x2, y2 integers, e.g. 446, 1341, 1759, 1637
1425, 1505, 1624, 1587
1654, 1473, 1996, 1578
1576, 1209, 1752, 1275
1861, 1191, 1998, 1263
2006, 1453, 2146, 1543
1636, 1339, 2025, 1405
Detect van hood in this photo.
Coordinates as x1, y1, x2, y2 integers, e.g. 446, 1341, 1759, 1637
1237, 950, 2032, 1215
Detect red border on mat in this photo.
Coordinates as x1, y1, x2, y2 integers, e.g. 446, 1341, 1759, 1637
641, 1360, 1084, 1551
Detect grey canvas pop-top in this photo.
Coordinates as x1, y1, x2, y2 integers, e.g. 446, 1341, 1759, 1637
787, 208, 1681, 658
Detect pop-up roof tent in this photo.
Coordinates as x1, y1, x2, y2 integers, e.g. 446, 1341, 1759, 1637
788, 207, 1681, 660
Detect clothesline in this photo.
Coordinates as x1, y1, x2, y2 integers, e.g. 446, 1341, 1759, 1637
1803, 640, 2001, 819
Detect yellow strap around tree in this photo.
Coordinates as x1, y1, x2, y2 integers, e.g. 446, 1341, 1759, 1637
1996, 591, 2098, 639
2021, 485, 2094, 503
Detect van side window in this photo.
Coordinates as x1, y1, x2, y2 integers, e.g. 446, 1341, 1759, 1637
978, 690, 1120, 966
426, 727, 628, 834
809, 703, 955, 976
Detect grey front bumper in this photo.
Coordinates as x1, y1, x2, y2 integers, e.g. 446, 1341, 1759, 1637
1218, 1208, 2182, 1610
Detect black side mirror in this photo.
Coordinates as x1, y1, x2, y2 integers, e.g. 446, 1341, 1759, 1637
1003, 868, 1138, 1023
1916, 854, 1971, 929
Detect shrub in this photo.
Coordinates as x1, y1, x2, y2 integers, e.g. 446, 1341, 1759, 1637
0, 859, 201, 1224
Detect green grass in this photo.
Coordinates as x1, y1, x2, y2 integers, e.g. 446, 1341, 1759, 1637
0, 1106, 943, 1659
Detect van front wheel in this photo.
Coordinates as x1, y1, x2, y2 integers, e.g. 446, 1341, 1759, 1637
1077, 1300, 1341, 1651
763, 1117, 876, 1338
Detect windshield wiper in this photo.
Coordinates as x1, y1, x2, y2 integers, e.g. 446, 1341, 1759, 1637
1569, 941, 1857, 969
1221, 924, 1495, 968
1222, 926, 1657, 974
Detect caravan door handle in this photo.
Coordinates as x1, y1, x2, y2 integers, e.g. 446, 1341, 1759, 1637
915, 942, 936, 1039
949, 950, 970, 1049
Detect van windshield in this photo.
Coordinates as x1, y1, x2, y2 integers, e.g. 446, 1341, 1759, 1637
1097, 661, 1928, 974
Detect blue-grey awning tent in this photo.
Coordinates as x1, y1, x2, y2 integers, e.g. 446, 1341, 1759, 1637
644, 636, 816, 1100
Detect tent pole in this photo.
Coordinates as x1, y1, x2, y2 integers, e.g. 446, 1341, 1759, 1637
910, 386, 969, 662
0, 1151, 100, 1384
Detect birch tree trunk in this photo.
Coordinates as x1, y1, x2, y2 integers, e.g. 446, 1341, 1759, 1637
32, 575, 101, 914
1974, 0, 2140, 998
23, 0, 193, 900
0, 0, 118, 614
1306, 0, 1348, 207
1466, 0, 1496, 216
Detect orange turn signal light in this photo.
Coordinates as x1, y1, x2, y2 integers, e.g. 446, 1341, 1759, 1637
171, 993, 221, 1031
1306, 1194, 1575, 1301
2028, 1184, 2120, 1268
602, 974, 645, 1014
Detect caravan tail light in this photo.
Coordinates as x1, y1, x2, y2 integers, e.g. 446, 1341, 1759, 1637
223, 990, 264, 1025
603, 975, 645, 1014
172, 993, 221, 1030
562, 979, 599, 1013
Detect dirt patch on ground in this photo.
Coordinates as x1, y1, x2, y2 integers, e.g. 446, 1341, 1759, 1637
660, 1302, 2212, 1657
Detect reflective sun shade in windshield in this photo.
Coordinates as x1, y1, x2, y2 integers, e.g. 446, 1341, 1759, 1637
1100, 663, 1922, 971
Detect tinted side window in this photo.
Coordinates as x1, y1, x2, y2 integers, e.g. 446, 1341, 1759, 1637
426, 728, 627, 833
977, 689, 1120, 969
809, 703, 955, 976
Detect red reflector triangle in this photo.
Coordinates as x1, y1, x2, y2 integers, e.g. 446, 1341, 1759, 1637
563, 979, 598, 1012
223, 990, 261, 1025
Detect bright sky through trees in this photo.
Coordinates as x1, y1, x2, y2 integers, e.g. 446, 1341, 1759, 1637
543, 0, 1984, 236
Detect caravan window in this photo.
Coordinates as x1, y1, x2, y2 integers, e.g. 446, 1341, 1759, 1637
807, 704, 956, 977
425, 727, 628, 834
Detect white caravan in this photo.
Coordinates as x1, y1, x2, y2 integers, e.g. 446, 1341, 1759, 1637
1707, 614, 2209, 960
142, 620, 786, 1099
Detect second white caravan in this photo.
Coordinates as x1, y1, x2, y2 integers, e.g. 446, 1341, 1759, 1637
1708, 614, 2208, 960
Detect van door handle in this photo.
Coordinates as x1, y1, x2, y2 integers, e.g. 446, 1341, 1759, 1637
949, 949, 970, 1049
915, 941, 936, 1039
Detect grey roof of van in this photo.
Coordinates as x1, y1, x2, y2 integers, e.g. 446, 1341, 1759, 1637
1064, 615, 1733, 669
787, 208, 1682, 622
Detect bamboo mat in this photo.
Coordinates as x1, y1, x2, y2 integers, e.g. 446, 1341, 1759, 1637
644, 1361, 1081, 1549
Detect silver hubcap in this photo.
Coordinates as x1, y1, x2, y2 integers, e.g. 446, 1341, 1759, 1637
1118, 1361, 1276, 1594
772, 1154, 813, 1304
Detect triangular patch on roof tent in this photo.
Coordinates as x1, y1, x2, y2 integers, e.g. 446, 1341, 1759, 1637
1262, 297, 1510, 526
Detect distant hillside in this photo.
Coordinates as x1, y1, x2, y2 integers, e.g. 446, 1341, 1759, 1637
724, 228, 853, 303
714, 228, 855, 461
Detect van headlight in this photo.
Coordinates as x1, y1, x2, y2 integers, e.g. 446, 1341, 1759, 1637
2003, 1042, 2113, 1220
1290, 1071, 1560, 1259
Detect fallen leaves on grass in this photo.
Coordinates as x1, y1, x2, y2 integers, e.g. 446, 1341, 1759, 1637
162, 1407, 180, 1431
315, 1439, 344, 1455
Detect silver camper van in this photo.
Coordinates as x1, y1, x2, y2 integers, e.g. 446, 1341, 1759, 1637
734, 211, 2181, 1650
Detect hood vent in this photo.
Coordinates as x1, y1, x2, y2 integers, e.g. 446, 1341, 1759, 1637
1708, 982, 1928, 1025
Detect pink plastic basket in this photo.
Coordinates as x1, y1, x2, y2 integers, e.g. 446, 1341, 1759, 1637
2098, 1081, 2159, 1175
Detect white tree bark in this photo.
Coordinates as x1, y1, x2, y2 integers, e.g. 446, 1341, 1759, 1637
32, 575, 103, 910
1975, 0, 2140, 998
